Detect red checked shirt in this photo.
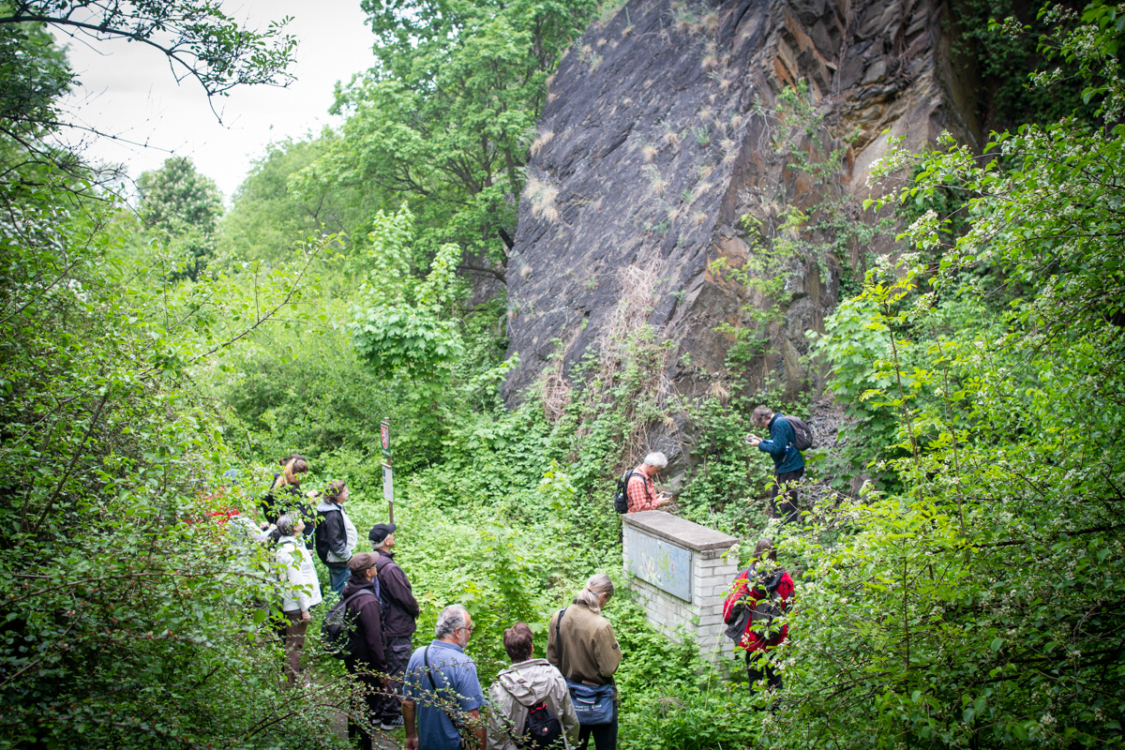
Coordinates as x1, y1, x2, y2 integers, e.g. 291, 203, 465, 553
626, 467, 662, 513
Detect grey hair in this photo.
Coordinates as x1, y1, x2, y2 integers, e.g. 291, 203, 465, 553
574, 573, 615, 614
434, 604, 469, 639
643, 452, 668, 468
275, 513, 298, 537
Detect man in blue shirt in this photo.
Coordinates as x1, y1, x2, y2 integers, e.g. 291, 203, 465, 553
746, 405, 806, 523
403, 604, 486, 750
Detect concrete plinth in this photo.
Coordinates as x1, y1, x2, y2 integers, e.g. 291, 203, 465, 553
622, 511, 738, 661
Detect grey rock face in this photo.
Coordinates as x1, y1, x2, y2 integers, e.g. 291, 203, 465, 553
503, 0, 976, 458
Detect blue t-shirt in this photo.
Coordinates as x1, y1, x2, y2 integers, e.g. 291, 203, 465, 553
404, 640, 486, 750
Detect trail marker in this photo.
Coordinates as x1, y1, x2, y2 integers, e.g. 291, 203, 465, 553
381, 418, 393, 521
383, 463, 394, 523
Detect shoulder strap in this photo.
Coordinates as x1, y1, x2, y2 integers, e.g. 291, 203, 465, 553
423, 646, 469, 732
342, 588, 375, 611
780, 415, 798, 448
423, 645, 438, 692
555, 607, 567, 664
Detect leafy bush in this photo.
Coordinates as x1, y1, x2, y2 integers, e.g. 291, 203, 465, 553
770, 10, 1125, 747
0, 158, 359, 747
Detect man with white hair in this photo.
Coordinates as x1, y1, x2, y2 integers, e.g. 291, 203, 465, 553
403, 604, 486, 750
624, 452, 671, 513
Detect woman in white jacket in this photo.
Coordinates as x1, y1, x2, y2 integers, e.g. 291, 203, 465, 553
276, 513, 323, 683
487, 622, 579, 750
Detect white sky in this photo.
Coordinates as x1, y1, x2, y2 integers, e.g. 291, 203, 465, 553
52, 0, 376, 202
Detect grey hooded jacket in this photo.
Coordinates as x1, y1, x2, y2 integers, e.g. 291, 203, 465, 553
486, 658, 580, 750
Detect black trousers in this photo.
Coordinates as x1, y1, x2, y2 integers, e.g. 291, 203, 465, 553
577, 700, 617, 750
747, 651, 782, 710
375, 636, 413, 722
344, 657, 382, 750
770, 468, 804, 524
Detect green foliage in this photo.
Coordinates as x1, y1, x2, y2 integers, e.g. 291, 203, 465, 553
219, 135, 371, 267
0, 21, 72, 144
1037, 0, 1125, 120
953, 0, 1096, 130
0, 153, 353, 747
674, 396, 776, 537
776, 9, 1125, 747
299, 0, 599, 268
611, 600, 761, 750
138, 157, 224, 280
214, 310, 387, 461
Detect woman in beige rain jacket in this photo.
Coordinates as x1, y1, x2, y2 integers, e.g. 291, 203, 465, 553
488, 622, 579, 750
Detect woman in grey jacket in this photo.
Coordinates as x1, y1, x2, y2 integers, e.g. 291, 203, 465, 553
314, 480, 357, 595
275, 514, 323, 683
488, 622, 579, 750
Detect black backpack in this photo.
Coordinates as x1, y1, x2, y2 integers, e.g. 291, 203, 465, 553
783, 415, 814, 451
749, 567, 787, 645
522, 701, 563, 747
320, 589, 374, 659
612, 470, 636, 514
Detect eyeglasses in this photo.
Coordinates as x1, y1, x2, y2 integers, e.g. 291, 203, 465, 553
458, 625, 475, 634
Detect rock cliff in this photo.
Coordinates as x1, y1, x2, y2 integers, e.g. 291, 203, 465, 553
502, 0, 978, 460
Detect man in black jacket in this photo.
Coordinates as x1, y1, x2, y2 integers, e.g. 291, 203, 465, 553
369, 522, 420, 730
342, 553, 385, 750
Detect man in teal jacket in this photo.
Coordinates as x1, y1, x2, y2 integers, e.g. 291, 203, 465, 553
746, 406, 805, 523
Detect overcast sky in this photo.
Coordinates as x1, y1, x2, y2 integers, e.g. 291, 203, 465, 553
53, 0, 376, 202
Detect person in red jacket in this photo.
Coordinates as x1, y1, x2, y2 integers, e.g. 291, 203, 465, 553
723, 539, 794, 697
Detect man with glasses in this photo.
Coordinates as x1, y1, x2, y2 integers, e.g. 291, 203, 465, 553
403, 604, 486, 750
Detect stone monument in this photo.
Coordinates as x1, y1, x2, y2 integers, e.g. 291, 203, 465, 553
621, 510, 738, 660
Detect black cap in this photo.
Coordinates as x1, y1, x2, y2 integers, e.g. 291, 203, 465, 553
369, 522, 396, 546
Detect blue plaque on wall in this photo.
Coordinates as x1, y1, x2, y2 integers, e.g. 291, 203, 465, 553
625, 525, 693, 602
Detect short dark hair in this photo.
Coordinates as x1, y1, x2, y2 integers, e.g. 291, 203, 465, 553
503, 622, 534, 663
751, 406, 773, 426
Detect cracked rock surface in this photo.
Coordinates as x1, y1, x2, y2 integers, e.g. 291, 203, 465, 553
503, 0, 977, 458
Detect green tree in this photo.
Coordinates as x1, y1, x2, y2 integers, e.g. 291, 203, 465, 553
138, 156, 224, 280
0, 151, 352, 748
0, 8, 376, 748
219, 134, 374, 267
0, 20, 72, 149
296, 0, 597, 278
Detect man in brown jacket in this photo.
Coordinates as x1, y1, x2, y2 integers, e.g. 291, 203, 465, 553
546, 574, 621, 750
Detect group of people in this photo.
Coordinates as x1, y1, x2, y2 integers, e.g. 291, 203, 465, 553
241, 455, 620, 750
245, 454, 419, 745
397, 574, 622, 750
243, 402, 803, 749
622, 405, 806, 523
